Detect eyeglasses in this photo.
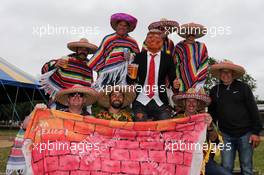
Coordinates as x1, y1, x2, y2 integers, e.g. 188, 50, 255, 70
68, 92, 84, 97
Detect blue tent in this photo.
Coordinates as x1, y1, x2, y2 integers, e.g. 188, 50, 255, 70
0, 57, 47, 121
0, 57, 41, 88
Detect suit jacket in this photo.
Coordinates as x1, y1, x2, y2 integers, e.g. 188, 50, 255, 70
127, 51, 176, 105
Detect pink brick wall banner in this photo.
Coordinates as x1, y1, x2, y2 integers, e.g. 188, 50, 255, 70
24, 109, 207, 175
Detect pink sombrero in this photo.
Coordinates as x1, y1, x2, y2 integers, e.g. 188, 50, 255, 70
110, 13, 137, 32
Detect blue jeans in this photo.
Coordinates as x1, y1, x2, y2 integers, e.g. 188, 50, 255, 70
205, 158, 232, 175
221, 132, 253, 175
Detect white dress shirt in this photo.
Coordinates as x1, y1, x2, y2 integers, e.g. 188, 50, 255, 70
136, 51, 163, 106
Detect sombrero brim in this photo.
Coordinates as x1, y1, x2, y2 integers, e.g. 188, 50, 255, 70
178, 23, 207, 39
210, 63, 245, 79
148, 20, 179, 31
172, 93, 211, 111
67, 42, 98, 54
110, 13, 137, 33
55, 87, 98, 106
97, 86, 136, 108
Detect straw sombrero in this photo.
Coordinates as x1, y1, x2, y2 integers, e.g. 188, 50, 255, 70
67, 38, 98, 54
55, 85, 98, 106
172, 88, 211, 111
110, 13, 137, 32
178, 23, 207, 39
97, 85, 136, 108
148, 18, 179, 34
210, 60, 245, 79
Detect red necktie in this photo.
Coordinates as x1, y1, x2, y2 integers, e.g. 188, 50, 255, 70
147, 53, 157, 98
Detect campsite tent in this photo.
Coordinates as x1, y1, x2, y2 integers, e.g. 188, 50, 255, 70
0, 57, 47, 121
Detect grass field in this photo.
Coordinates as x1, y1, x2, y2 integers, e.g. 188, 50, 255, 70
0, 129, 264, 174
214, 141, 264, 175
252, 141, 264, 175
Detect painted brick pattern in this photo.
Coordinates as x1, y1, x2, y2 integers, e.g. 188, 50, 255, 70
24, 109, 207, 175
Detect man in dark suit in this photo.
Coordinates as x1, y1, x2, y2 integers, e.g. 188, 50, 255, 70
127, 29, 179, 121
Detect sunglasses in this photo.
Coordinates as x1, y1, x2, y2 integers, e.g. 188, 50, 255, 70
68, 92, 84, 97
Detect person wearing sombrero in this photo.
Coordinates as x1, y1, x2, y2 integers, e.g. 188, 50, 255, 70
96, 85, 136, 122
172, 88, 211, 117
173, 22, 209, 92
20, 84, 98, 160
208, 60, 262, 175
41, 38, 98, 100
87, 13, 140, 90
172, 88, 232, 175
54, 84, 98, 116
127, 29, 179, 121
142, 18, 179, 57
142, 19, 180, 107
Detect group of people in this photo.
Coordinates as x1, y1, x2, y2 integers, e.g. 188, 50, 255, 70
22, 12, 262, 175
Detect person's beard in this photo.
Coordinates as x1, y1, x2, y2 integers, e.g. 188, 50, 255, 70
110, 100, 123, 109
77, 52, 88, 60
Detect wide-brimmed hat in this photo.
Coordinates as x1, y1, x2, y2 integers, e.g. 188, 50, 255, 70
172, 88, 211, 111
97, 85, 136, 108
55, 85, 98, 106
148, 18, 179, 34
178, 23, 207, 39
210, 60, 245, 79
67, 38, 98, 54
110, 13, 137, 32
147, 29, 163, 35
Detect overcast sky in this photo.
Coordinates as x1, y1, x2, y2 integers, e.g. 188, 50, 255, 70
1, 0, 264, 98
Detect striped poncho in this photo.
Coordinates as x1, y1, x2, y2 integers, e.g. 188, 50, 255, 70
87, 33, 140, 89
142, 37, 174, 56
173, 41, 208, 92
41, 54, 93, 98
6, 129, 26, 175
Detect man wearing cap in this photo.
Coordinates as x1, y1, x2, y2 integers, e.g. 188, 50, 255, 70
96, 85, 136, 121
142, 18, 179, 57
173, 23, 209, 92
208, 60, 262, 175
88, 13, 140, 90
127, 29, 178, 121
41, 38, 98, 99
172, 88, 232, 175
